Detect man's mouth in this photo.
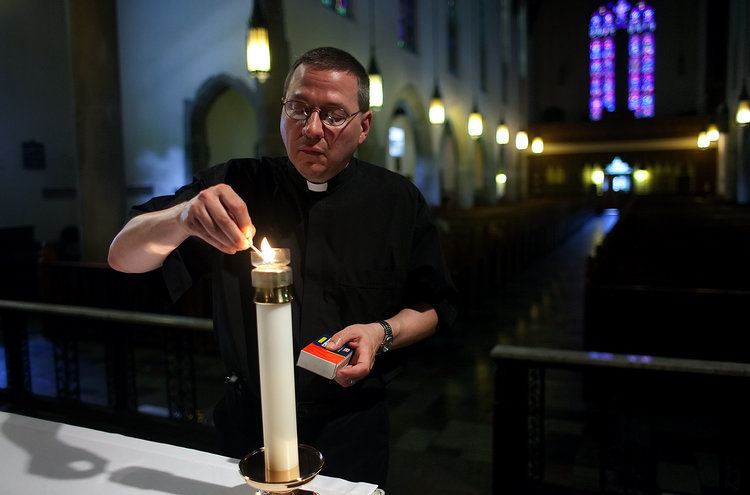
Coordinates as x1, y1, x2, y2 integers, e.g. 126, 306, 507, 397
300, 147, 325, 156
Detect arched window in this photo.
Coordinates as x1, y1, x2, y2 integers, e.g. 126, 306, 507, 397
589, 0, 655, 121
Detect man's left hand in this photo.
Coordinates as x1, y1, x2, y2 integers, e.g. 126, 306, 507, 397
327, 322, 384, 388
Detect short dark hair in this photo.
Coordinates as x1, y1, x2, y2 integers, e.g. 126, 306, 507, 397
283, 47, 369, 111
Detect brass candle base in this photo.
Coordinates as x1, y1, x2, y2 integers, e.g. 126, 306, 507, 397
239, 444, 324, 494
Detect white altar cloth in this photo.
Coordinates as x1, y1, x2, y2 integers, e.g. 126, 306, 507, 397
0, 411, 379, 495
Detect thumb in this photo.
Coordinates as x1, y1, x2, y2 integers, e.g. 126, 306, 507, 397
325, 329, 353, 350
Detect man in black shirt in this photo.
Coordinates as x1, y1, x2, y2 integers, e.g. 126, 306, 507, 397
108, 47, 457, 487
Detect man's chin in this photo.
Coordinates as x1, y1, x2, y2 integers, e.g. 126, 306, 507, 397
294, 160, 330, 182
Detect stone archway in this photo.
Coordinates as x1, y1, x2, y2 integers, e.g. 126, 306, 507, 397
185, 74, 261, 175
388, 84, 436, 204
438, 121, 460, 207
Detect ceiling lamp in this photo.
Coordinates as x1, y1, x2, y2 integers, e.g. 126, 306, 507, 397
246, 2, 271, 81
428, 85, 445, 125
737, 81, 750, 125
515, 131, 529, 150
495, 121, 510, 145
696, 131, 710, 149
531, 137, 544, 154
467, 106, 483, 139
368, 56, 383, 110
706, 124, 720, 142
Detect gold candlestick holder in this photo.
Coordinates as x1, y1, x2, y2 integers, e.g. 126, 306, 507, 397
239, 444, 324, 495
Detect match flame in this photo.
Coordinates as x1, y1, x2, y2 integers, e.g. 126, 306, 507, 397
260, 237, 275, 263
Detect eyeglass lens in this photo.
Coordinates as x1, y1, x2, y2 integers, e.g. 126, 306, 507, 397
284, 100, 352, 126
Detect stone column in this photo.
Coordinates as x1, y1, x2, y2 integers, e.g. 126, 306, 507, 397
68, 0, 126, 261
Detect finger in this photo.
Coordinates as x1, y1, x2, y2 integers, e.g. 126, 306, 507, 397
191, 203, 240, 254
333, 374, 353, 388
191, 217, 238, 254
336, 360, 371, 383
202, 192, 246, 249
326, 328, 355, 350
218, 188, 255, 244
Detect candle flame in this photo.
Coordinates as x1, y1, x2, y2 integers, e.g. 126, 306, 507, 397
260, 237, 275, 263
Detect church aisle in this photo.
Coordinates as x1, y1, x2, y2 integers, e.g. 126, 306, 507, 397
386, 211, 619, 494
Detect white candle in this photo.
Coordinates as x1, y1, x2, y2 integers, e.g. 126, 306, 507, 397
251, 240, 300, 481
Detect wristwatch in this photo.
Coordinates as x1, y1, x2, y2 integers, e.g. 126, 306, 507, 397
377, 320, 393, 354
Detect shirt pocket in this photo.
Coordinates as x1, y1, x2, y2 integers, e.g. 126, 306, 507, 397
333, 269, 405, 324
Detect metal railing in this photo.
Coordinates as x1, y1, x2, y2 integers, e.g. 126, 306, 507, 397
491, 345, 750, 494
0, 299, 217, 449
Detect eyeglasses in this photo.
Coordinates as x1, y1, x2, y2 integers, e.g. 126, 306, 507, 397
282, 99, 360, 127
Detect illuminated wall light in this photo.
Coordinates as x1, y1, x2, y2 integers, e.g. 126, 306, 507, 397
495, 173, 507, 184
696, 131, 710, 149
633, 169, 650, 182
495, 122, 510, 144
428, 86, 445, 125
531, 137, 544, 154
515, 131, 529, 150
468, 107, 483, 139
368, 56, 383, 110
246, 2, 271, 80
706, 124, 720, 142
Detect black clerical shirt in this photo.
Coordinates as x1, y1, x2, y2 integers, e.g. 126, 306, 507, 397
132, 157, 457, 406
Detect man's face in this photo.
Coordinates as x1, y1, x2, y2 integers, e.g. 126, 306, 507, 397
281, 65, 372, 183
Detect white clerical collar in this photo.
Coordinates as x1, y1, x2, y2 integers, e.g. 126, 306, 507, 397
306, 180, 328, 192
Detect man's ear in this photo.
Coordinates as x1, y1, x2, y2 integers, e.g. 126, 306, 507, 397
358, 111, 373, 144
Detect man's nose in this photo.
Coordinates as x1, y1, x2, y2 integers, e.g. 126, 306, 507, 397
303, 111, 324, 139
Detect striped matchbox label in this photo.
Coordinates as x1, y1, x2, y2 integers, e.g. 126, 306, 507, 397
296, 335, 353, 379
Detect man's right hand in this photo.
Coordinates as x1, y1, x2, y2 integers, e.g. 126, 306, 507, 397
108, 184, 256, 274
177, 184, 256, 255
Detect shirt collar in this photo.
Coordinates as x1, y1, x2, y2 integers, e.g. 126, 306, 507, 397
285, 157, 358, 194
306, 180, 328, 192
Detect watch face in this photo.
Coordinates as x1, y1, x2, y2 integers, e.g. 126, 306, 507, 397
378, 320, 393, 354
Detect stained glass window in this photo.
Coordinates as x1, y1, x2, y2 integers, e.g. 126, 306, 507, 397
589, 0, 655, 121
321, 0, 350, 17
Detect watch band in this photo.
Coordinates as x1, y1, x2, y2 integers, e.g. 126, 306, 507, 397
377, 320, 393, 354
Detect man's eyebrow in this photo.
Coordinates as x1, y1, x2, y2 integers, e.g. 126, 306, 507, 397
289, 95, 349, 111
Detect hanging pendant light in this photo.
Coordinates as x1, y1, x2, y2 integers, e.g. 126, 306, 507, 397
368, 55, 383, 110
706, 124, 720, 142
697, 131, 710, 149
367, 1, 383, 110
515, 130, 529, 150
468, 105, 483, 139
737, 81, 750, 126
531, 137, 544, 154
429, 85, 445, 125
495, 121, 510, 144
246, 1, 271, 81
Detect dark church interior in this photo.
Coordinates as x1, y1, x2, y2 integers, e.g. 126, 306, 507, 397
2, 1, 750, 493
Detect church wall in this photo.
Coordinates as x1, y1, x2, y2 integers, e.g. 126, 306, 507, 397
2, 0, 533, 252
0, 1, 80, 244
116, 0, 252, 207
